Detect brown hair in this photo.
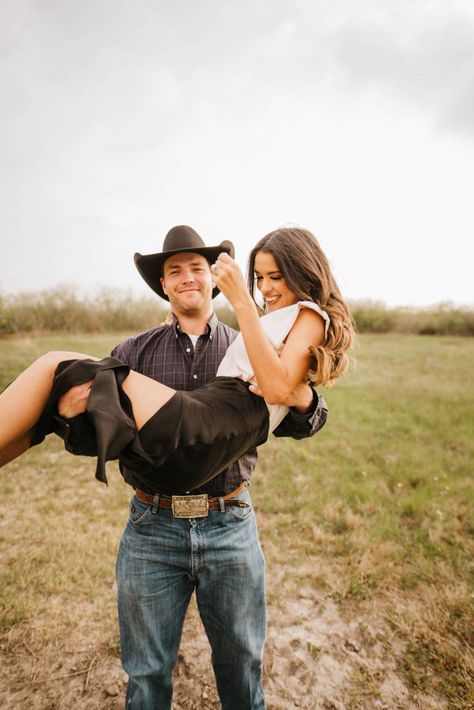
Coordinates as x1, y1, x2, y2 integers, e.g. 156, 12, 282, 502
247, 227, 355, 386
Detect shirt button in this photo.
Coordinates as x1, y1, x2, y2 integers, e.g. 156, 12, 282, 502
193, 374, 198, 380
186, 347, 191, 353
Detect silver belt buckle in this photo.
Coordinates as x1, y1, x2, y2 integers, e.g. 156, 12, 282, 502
172, 494, 209, 518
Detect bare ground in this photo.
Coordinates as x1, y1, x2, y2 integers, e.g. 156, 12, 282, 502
0, 575, 446, 710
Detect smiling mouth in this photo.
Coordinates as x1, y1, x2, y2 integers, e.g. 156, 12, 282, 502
265, 296, 280, 305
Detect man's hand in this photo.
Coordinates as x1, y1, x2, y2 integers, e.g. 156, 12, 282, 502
58, 381, 93, 418
249, 381, 315, 413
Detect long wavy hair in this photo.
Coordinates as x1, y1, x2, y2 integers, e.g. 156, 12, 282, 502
247, 227, 355, 386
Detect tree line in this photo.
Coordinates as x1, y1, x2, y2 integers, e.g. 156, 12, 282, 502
0, 288, 473, 336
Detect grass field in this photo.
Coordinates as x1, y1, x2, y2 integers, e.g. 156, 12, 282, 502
0, 333, 473, 709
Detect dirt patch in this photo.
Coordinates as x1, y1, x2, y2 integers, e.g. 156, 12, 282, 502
0, 582, 447, 709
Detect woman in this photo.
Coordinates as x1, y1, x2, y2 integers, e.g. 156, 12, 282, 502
0, 228, 354, 491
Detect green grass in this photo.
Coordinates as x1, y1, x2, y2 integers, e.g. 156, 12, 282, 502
257, 337, 473, 592
1, 333, 473, 707
254, 334, 474, 707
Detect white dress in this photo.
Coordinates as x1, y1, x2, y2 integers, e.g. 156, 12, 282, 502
216, 300, 330, 432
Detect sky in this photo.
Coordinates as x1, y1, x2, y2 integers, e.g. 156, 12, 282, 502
1, 0, 473, 307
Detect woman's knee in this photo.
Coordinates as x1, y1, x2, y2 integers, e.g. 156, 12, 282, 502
36, 351, 92, 372
33, 351, 67, 375
37, 350, 72, 367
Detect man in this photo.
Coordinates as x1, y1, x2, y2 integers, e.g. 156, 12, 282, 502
61, 225, 327, 709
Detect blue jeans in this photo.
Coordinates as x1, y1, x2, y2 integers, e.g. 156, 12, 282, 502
116, 487, 266, 709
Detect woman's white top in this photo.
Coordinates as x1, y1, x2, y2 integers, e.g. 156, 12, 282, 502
216, 300, 330, 432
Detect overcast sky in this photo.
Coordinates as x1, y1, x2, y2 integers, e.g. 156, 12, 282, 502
1, 0, 473, 306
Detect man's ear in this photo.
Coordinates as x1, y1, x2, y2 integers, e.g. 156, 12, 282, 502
160, 276, 168, 297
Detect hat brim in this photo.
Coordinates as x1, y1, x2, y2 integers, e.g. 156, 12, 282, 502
134, 241, 235, 301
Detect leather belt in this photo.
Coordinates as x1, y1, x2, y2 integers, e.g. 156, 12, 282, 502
134, 482, 249, 518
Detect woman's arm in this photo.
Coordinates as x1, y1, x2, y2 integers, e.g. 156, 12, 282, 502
212, 253, 325, 404
242, 305, 324, 403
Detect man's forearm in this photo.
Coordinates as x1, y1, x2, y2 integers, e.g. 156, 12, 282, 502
273, 389, 328, 440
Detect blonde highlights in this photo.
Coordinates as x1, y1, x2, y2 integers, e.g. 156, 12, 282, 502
247, 228, 355, 387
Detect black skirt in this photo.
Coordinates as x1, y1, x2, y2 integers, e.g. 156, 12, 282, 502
33, 357, 269, 493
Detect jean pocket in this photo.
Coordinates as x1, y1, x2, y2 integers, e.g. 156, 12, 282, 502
226, 496, 253, 521
128, 498, 153, 527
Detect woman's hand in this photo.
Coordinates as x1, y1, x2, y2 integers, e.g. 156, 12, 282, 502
58, 381, 93, 418
211, 253, 253, 311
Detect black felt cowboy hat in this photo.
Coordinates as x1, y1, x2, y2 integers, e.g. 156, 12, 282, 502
134, 225, 235, 301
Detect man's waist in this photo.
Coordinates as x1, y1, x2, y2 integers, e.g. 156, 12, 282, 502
119, 455, 257, 498
134, 482, 249, 517
129, 474, 250, 498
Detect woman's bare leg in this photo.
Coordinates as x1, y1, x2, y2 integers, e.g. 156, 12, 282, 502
0, 432, 33, 468
121, 371, 175, 430
57, 372, 176, 428
0, 351, 98, 455
0, 351, 177, 466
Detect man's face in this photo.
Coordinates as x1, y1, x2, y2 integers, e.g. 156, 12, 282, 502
161, 252, 213, 316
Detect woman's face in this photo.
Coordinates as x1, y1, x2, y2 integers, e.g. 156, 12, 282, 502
254, 251, 298, 312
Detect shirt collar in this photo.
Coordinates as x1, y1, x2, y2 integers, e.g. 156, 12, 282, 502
171, 311, 218, 339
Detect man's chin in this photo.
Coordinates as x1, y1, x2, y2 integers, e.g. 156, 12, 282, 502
182, 304, 203, 315
175, 295, 210, 315
180, 294, 203, 308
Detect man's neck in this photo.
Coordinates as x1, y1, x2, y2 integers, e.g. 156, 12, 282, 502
174, 309, 213, 336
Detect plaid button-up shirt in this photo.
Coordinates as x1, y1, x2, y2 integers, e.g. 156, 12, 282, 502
112, 312, 328, 496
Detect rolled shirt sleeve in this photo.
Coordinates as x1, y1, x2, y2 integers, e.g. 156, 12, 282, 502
273, 388, 328, 440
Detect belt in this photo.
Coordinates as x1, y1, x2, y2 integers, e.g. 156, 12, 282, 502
134, 482, 249, 518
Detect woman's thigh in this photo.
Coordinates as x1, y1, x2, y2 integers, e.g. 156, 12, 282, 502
122, 371, 176, 430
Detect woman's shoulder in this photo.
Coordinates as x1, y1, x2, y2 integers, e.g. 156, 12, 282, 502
296, 301, 330, 339
259, 300, 328, 346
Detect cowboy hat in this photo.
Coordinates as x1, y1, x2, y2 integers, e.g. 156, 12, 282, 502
134, 225, 235, 301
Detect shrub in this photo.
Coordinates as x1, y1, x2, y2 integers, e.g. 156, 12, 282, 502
0, 288, 163, 334
349, 300, 395, 333
349, 300, 474, 337
0, 290, 472, 336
